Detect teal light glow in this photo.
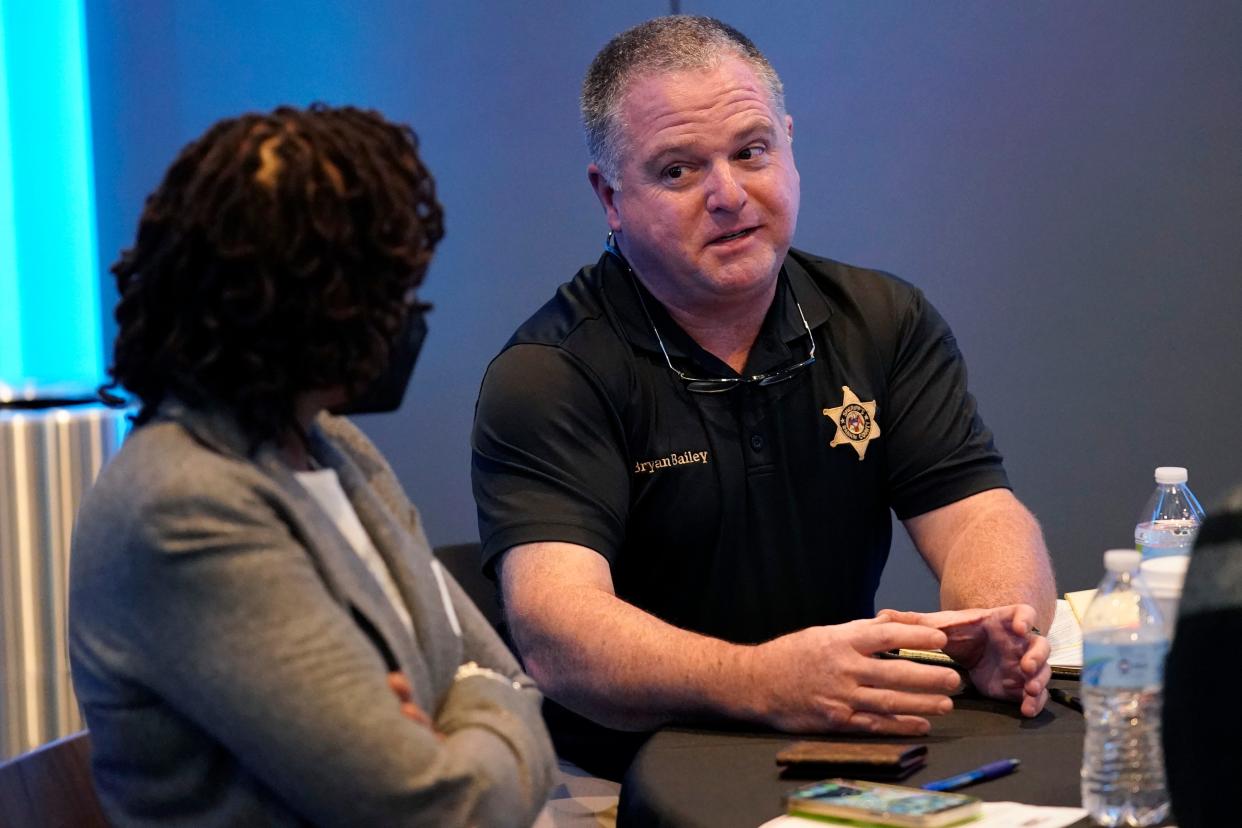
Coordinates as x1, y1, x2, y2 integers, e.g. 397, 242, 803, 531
0, 1, 101, 396
0, 14, 19, 385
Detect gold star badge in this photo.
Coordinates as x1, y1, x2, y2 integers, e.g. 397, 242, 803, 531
823, 385, 880, 460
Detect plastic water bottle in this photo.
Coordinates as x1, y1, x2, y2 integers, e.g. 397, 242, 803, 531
1134, 466, 1204, 559
1081, 549, 1169, 826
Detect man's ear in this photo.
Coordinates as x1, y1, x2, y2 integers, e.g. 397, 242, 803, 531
588, 164, 622, 232
785, 114, 794, 144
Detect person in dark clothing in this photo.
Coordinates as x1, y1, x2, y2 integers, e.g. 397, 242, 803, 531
1163, 484, 1242, 828
472, 16, 1056, 779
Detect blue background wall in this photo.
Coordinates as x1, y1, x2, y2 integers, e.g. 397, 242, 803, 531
82, 1, 1242, 609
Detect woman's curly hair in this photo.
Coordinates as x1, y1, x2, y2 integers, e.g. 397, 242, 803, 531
105, 104, 444, 442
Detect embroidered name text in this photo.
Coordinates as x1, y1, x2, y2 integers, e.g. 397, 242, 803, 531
633, 450, 710, 475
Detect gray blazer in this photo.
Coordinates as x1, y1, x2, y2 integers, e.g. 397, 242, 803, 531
69, 401, 554, 827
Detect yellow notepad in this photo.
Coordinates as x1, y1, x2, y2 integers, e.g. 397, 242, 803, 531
1064, 588, 1097, 626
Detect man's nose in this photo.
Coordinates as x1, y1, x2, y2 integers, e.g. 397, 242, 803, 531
704, 161, 747, 213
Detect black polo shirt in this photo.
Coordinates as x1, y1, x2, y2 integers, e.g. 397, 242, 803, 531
472, 247, 1009, 645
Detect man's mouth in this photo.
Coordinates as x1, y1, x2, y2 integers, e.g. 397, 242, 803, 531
709, 227, 756, 245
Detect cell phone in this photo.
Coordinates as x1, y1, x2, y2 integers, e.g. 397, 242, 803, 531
784, 778, 982, 827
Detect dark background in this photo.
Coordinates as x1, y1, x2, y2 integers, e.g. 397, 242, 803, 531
85, 1, 1242, 610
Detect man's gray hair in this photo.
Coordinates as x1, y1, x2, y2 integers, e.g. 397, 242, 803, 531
581, 16, 786, 188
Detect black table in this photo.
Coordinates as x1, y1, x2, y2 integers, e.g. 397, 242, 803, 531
619, 681, 1115, 828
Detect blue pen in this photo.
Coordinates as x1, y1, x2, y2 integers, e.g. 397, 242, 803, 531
921, 758, 1021, 791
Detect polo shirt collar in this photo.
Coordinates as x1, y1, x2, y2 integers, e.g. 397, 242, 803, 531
783, 251, 832, 331
597, 247, 832, 375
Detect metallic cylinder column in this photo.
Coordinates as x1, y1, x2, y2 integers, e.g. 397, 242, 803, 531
0, 404, 129, 760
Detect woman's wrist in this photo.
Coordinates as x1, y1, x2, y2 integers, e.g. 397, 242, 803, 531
454, 661, 534, 691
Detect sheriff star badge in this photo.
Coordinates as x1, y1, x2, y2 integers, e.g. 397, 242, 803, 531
823, 385, 881, 460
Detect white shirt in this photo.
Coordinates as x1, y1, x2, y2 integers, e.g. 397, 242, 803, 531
295, 467, 461, 638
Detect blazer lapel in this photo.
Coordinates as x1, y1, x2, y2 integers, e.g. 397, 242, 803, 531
253, 447, 436, 684
163, 400, 363, 611
308, 429, 460, 701
162, 399, 446, 703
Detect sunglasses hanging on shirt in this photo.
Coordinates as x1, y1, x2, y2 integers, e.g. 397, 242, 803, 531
604, 232, 816, 394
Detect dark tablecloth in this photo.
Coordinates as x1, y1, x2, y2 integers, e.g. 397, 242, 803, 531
618, 681, 1115, 828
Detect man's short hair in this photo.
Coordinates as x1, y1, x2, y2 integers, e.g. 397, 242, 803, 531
581, 15, 786, 188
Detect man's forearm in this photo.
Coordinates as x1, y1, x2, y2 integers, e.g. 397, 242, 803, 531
907, 489, 1057, 630
501, 541, 765, 729
501, 541, 967, 737
937, 496, 1056, 629
507, 574, 757, 730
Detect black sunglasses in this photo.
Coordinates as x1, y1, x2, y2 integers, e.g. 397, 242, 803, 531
607, 235, 816, 394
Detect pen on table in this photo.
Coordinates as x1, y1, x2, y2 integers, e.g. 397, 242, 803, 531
1049, 687, 1083, 713
921, 758, 1021, 792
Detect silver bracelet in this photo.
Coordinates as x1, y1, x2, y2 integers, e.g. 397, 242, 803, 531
454, 661, 526, 691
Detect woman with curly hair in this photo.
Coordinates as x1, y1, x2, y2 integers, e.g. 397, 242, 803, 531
68, 105, 554, 827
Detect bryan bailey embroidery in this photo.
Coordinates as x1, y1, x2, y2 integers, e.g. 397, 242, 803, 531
823, 385, 880, 460
633, 450, 709, 475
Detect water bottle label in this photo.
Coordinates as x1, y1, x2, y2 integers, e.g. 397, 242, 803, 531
1082, 640, 1167, 688
1136, 519, 1198, 559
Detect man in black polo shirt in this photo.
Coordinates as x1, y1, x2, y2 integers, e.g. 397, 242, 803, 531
472, 16, 1056, 778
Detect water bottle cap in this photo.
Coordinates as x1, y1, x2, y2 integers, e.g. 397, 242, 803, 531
1154, 466, 1188, 484
1104, 548, 1142, 572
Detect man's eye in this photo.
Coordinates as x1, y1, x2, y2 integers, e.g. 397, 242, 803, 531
664, 165, 685, 180
737, 145, 766, 161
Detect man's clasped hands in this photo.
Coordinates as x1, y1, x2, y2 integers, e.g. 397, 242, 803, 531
708, 603, 1049, 736
386, 603, 1050, 737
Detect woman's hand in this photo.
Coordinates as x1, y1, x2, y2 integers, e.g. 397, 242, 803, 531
388, 671, 445, 740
